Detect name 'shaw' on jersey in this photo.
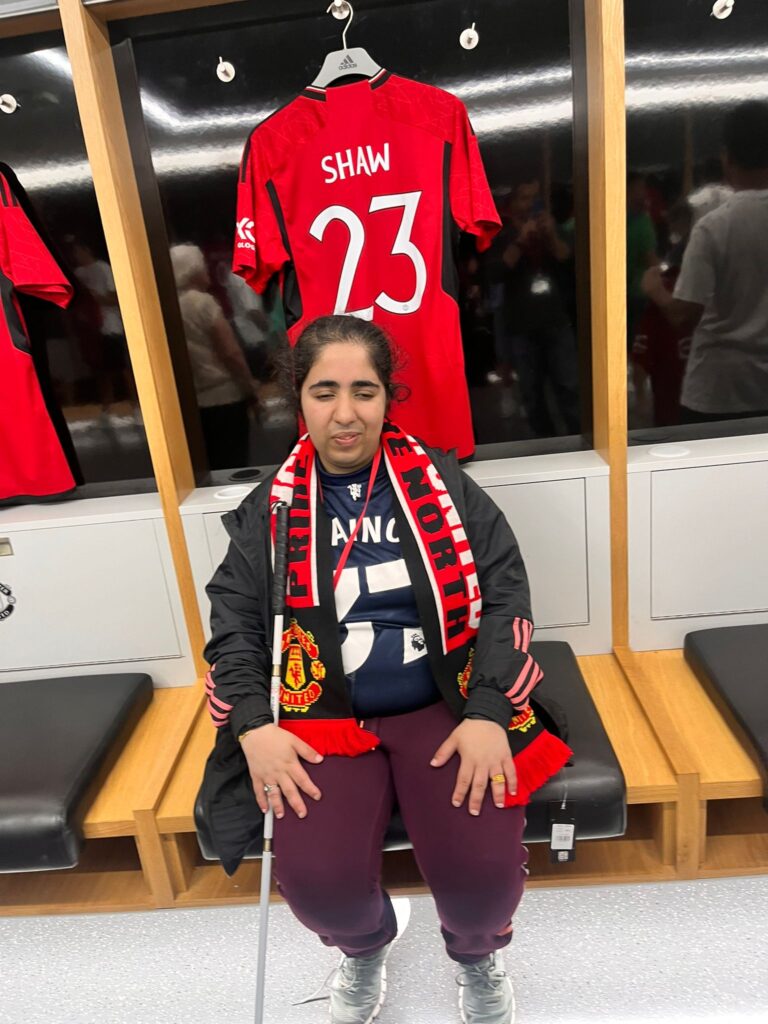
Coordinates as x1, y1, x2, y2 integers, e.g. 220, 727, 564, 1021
321, 143, 390, 183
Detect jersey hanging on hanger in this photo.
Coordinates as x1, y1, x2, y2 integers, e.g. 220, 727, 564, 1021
0, 173, 75, 503
234, 71, 501, 458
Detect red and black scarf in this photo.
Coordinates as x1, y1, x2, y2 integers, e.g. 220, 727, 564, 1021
268, 421, 572, 806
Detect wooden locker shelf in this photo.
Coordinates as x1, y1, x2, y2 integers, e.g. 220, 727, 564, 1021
616, 649, 768, 881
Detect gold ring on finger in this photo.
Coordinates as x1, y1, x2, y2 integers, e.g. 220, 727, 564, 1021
490, 774, 506, 783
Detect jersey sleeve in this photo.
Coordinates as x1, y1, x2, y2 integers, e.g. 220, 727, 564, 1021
449, 104, 501, 253
0, 175, 72, 308
233, 132, 290, 293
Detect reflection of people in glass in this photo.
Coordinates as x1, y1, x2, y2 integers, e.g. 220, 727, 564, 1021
626, 171, 659, 347
170, 244, 257, 469
687, 157, 733, 226
71, 242, 135, 412
642, 101, 768, 423
216, 263, 274, 380
632, 201, 694, 425
494, 178, 580, 435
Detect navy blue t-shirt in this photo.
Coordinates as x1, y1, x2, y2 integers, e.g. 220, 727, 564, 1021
318, 457, 441, 718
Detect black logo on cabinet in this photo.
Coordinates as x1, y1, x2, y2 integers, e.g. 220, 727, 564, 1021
0, 582, 16, 621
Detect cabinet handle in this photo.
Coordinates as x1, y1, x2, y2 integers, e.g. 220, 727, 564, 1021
0, 538, 13, 557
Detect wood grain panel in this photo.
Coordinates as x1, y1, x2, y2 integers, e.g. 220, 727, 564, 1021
614, 646, 703, 874
577, 654, 676, 801
0, 872, 153, 916
0, 10, 60, 38
585, 0, 628, 648
157, 701, 215, 831
58, 0, 206, 679
83, 686, 203, 836
624, 650, 763, 793
98, 0, 244, 23
134, 808, 177, 906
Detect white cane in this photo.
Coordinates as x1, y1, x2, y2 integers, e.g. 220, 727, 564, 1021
254, 500, 291, 1024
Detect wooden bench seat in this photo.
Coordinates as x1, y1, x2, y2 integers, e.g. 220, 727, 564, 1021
0, 657, 688, 916
616, 648, 768, 880
0, 685, 202, 917
155, 654, 681, 905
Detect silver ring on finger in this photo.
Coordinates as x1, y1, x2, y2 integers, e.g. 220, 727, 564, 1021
264, 783, 280, 794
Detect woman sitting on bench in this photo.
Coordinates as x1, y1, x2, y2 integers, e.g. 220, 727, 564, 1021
203, 314, 572, 1024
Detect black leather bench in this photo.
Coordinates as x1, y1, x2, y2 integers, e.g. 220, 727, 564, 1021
685, 624, 768, 812
0, 673, 153, 873
195, 641, 626, 862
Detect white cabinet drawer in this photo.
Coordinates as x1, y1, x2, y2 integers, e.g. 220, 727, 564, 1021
0, 520, 181, 672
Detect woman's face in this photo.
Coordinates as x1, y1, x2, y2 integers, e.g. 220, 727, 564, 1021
300, 341, 387, 474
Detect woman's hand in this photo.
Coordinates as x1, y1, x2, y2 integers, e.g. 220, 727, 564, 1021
240, 724, 323, 820
430, 719, 517, 815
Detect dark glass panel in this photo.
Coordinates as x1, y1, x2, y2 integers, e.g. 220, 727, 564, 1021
0, 32, 154, 503
625, 0, 768, 442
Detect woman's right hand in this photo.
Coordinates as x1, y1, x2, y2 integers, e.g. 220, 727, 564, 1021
240, 724, 323, 820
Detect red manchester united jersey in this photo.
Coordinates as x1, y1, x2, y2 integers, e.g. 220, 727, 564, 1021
234, 70, 500, 458
0, 174, 74, 502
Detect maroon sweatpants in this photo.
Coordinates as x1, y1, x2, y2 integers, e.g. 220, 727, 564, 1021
272, 699, 529, 965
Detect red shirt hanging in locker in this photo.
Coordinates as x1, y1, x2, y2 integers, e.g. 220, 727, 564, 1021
234, 70, 501, 458
0, 174, 75, 502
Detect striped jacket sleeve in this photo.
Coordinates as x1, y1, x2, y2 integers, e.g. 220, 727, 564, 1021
203, 540, 274, 739
460, 470, 543, 728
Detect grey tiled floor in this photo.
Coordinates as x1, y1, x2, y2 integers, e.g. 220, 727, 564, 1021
1, 876, 767, 1024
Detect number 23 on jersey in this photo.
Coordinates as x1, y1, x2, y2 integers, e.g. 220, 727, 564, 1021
309, 190, 427, 321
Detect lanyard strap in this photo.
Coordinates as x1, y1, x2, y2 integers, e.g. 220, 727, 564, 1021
320, 447, 382, 592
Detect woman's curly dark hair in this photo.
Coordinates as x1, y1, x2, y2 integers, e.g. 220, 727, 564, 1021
277, 314, 410, 410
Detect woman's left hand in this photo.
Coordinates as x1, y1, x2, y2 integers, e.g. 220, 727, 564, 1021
430, 719, 517, 815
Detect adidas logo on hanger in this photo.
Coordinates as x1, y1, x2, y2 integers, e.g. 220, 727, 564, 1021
337, 53, 358, 71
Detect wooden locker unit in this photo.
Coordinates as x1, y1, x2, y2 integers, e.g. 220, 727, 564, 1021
0, 0, 766, 918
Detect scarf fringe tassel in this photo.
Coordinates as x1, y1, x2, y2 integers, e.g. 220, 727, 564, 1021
504, 730, 574, 807
280, 717, 573, 807
279, 718, 381, 757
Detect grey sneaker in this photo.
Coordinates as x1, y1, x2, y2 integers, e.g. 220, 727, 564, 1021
328, 942, 391, 1024
456, 951, 515, 1024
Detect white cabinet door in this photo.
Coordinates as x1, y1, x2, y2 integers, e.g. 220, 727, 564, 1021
651, 461, 768, 618
0, 520, 181, 672
485, 479, 590, 628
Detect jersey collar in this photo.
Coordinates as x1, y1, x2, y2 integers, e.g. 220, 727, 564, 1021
303, 68, 391, 101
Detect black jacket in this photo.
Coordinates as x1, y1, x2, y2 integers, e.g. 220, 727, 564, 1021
197, 444, 549, 874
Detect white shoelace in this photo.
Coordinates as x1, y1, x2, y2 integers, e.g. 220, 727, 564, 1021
291, 962, 337, 1006
292, 953, 377, 1005
456, 955, 509, 994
